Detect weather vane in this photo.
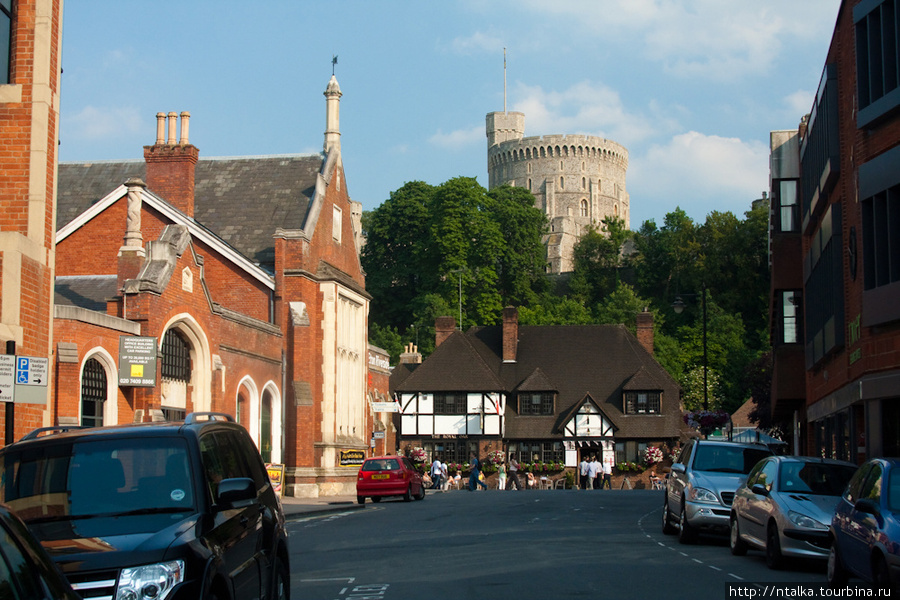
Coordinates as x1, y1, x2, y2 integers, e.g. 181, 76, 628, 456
332, 54, 338, 76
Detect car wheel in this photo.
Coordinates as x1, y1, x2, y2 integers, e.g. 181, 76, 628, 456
662, 500, 677, 535
873, 552, 892, 588
273, 559, 289, 600
415, 483, 426, 500
765, 522, 784, 570
730, 515, 748, 556
827, 542, 849, 587
678, 502, 697, 544
371, 496, 381, 503
403, 485, 412, 502
357, 496, 365, 505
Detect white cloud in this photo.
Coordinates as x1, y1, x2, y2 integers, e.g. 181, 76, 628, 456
448, 31, 504, 55
429, 125, 483, 150
784, 90, 815, 119
65, 105, 143, 141
508, 0, 840, 82
510, 81, 657, 146
629, 131, 769, 220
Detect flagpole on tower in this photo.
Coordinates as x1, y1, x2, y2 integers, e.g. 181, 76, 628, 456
332, 54, 338, 76
503, 47, 507, 113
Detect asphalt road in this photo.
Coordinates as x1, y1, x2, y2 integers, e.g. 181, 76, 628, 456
286, 489, 828, 600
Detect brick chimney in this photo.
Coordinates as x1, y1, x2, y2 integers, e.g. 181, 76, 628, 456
636, 307, 654, 355
502, 306, 518, 363
435, 316, 456, 347
144, 111, 198, 217
399, 343, 422, 364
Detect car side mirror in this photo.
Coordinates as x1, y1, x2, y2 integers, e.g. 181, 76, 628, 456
854, 498, 880, 516
751, 483, 770, 497
670, 463, 686, 474
216, 477, 256, 507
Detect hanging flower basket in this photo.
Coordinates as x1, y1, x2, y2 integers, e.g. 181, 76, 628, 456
683, 410, 729, 431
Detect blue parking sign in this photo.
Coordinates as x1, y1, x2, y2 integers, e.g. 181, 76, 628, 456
16, 357, 29, 383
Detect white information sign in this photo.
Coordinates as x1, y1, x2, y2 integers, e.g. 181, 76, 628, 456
0, 355, 14, 403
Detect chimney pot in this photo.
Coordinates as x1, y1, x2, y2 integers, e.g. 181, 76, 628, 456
179, 111, 190, 145
155, 112, 166, 145
167, 111, 177, 145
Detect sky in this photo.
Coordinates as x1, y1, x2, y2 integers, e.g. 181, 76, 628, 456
58, 1, 841, 229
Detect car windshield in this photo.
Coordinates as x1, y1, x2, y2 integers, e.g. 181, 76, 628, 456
362, 459, 400, 472
0, 437, 195, 522
778, 462, 857, 496
692, 445, 772, 474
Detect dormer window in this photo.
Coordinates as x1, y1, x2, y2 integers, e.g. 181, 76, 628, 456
519, 392, 554, 415
624, 391, 660, 414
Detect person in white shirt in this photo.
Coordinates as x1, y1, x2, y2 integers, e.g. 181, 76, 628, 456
579, 457, 589, 490
587, 455, 600, 490
601, 461, 612, 489
430, 458, 443, 489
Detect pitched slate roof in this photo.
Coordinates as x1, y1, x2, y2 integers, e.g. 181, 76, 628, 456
394, 323, 684, 441
54, 275, 118, 311
56, 153, 324, 271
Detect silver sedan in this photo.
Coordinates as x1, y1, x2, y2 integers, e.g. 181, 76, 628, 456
729, 455, 857, 569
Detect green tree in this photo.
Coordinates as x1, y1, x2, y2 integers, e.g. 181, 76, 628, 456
570, 216, 630, 307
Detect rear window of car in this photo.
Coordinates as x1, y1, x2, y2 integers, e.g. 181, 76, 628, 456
692, 445, 772, 474
362, 459, 400, 471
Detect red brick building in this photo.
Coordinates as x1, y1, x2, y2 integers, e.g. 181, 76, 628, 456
768, 0, 900, 461
0, 0, 63, 440
54, 76, 373, 497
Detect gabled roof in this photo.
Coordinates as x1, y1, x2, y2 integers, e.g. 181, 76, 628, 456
515, 367, 557, 392
555, 394, 619, 435
57, 183, 275, 290
393, 331, 504, 392
623, 366, 663, 390
56, 153, 325, 272
394, 321, 684, 440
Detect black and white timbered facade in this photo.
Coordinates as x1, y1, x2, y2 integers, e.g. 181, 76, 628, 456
390, 307, 686, 469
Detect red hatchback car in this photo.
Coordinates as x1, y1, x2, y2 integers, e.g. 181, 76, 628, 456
356, 456, 427, 504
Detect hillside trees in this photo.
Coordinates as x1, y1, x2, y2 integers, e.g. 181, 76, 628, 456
361, 180, 548, 354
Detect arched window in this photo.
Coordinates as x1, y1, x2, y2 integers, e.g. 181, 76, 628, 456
581, 199, 588, 217
582, 177, 586, 190
260, 390, 273, 463
161, 329, 191, 420
560, 176, 564, 189
81, 358, 107, 427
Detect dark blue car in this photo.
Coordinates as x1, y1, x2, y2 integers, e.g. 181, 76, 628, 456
828, 457, 900, 587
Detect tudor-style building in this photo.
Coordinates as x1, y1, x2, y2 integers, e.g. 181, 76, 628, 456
391, 307, 685, 470
53, 76, 372, 497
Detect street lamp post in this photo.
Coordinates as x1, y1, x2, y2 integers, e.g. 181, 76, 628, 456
450, 268, 465, 330
672, 284, 708, 411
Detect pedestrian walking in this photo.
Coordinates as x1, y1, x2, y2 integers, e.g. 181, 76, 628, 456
506, 456, 522, 490
430, 457, 443, 489
468, 452, 488, 491
587, 455, 600, 489
602, 460, 612, 489
498, 461, 507, 491
579, 456, 589, 489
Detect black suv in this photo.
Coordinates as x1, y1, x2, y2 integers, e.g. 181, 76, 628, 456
0, 412, 289, 600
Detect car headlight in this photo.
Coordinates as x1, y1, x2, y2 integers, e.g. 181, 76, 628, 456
688, 486, 719, 504
788, 510, 827, 530
116, 560, 185, 600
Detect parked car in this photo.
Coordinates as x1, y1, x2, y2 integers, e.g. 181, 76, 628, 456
357, 456, 426, 504
729, 455, 857, 569
0, 412, 290, 600
0, 501, 80, 600
662, 438, 774, 543
828, 457, 900, 587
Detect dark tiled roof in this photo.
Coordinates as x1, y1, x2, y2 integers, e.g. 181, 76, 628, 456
55, 275, 118, 311
56, 154, 324, 270
515, 367, 557, 392
394, 323, 684, 441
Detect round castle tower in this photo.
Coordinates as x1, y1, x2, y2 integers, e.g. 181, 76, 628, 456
486, 111, 629, 274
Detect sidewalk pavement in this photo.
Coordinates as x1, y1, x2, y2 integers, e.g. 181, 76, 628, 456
279, 494, 363, 519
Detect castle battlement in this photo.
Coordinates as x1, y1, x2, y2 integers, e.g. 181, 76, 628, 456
485, 111, 630, 274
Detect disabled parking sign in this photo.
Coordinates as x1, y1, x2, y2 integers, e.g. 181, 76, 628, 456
16, 356, 48, 386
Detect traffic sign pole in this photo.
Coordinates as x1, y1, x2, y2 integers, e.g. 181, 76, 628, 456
5, 340, 14, 446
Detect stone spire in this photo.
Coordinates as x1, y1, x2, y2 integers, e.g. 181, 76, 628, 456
324, 75, 342, 153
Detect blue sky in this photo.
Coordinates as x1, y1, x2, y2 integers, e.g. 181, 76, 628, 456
59, 1, 841, 228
